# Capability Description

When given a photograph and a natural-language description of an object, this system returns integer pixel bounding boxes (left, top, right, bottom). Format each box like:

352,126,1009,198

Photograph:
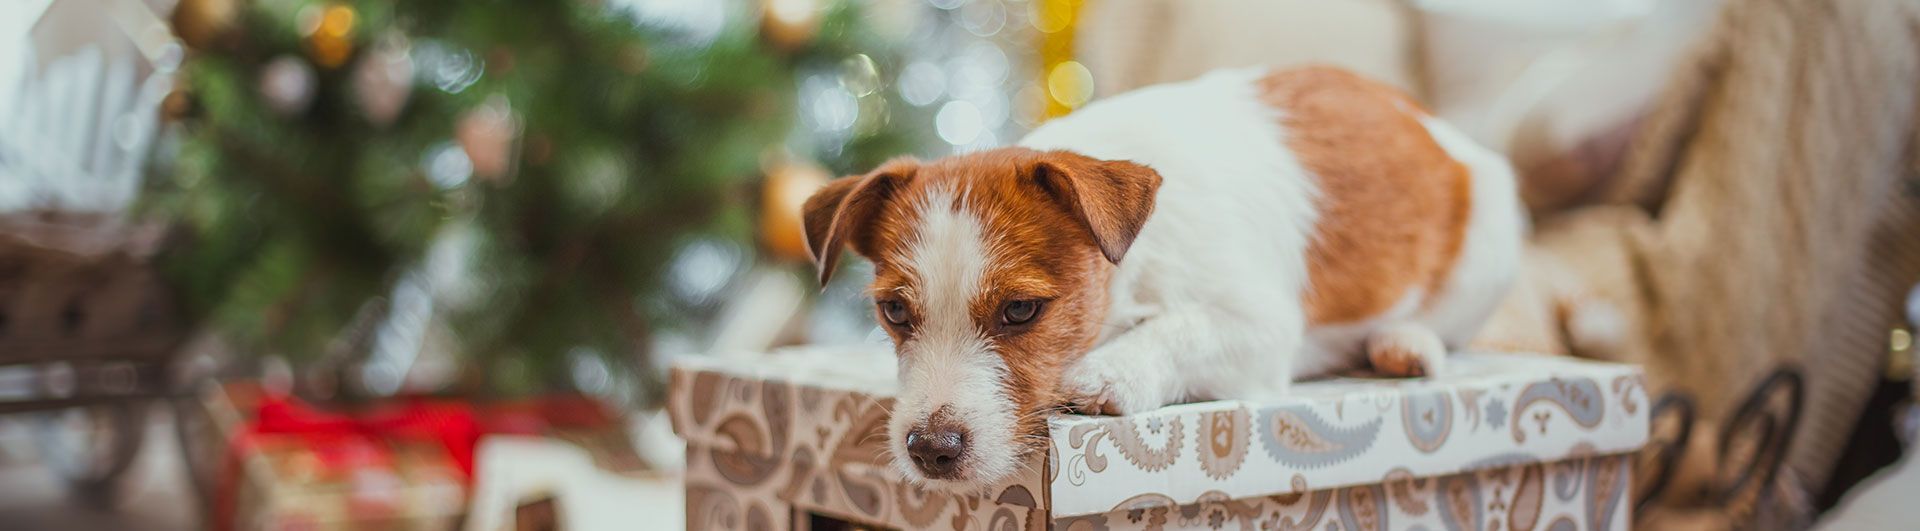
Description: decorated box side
1046,353,1648,517
1054,454,1632,531
669,353,1049,531
670,349,1648,528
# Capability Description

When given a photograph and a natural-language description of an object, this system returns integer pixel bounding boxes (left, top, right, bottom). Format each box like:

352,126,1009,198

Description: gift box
203,383,470,531
669,348,1650,530
193,382,646,531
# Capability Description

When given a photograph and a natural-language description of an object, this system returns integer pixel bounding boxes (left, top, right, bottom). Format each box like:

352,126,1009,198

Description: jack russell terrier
801,66,1525,489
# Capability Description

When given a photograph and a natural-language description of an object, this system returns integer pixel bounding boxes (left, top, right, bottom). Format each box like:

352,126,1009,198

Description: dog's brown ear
1031,151,1162,264
802,158,918,285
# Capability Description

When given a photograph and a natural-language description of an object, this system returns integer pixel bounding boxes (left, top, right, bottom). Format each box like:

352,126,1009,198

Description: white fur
1367,321,1450,375
1022,69,1318,409
1408,116,1526,348
885,187,1023,486
1018,68,1524,413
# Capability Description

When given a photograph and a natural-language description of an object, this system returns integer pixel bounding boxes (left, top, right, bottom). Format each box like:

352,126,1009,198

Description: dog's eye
879,300,911,326
1001,300,1042,326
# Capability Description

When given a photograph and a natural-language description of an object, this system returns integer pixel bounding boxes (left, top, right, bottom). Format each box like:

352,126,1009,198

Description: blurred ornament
161,78,196,122
299,2,358,69
171,0,238,49
422,141,473,190
760,0,821,51
759,158,831,262
414,41,484,94
161,90,195,122
839,55,881,97
353,32,414,127
259,55,317,116
456,95,522,183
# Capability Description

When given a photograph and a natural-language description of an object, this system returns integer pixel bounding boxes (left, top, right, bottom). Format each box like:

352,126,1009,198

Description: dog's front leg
1061,307,1297,415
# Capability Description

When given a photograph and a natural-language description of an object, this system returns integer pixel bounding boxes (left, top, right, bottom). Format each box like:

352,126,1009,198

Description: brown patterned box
670,348,1648,530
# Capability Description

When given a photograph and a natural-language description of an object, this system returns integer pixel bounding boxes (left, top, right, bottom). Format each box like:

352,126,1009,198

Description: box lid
669,347,1648,519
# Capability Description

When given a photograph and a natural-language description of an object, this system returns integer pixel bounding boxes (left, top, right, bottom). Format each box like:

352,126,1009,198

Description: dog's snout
907,426,966,477
906,408,969,479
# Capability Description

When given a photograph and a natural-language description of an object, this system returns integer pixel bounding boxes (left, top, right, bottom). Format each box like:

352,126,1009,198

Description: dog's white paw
1061,358,1169,416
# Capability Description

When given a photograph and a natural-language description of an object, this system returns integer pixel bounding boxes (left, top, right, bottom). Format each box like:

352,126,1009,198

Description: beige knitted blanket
1526,0,1920,526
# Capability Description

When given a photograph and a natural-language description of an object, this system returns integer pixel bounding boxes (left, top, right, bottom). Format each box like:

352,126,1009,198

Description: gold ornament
759,158,831,262
760,0,822,52
161,77,195,122
171,0,238,49
299,3,358,69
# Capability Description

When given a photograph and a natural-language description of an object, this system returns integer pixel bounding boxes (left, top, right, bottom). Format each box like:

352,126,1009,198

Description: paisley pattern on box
672,360,1046,531
1037,355,1645,519
670,351,1647,530
1511,377,1606,442
1066,456,1632,531
1402,388,1455,453
1197,408,1251,480
1255,407,1384,468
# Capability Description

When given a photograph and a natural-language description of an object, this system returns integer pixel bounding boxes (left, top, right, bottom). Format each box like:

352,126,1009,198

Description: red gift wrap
206,383,636,531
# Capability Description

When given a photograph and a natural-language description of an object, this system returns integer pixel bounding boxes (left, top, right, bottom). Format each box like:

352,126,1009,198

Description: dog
801,66,1525,489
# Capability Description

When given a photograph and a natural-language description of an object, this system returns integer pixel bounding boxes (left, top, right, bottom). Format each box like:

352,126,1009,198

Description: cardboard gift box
670,348,1650,530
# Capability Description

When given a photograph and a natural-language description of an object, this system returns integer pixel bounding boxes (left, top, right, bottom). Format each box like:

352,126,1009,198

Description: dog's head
801,147,1161,488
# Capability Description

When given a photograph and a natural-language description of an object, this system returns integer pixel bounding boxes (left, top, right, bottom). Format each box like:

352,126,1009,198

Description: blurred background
0,0,1916,529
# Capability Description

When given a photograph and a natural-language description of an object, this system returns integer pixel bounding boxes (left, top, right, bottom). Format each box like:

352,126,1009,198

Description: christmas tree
149,0,931,399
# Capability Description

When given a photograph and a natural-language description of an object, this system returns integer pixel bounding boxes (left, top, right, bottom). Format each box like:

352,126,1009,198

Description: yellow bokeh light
321,5,356,38
1046,61,1093,108
1031,0,1074,33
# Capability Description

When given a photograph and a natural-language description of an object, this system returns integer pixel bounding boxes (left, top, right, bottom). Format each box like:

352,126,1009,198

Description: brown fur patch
1258,67,1474,325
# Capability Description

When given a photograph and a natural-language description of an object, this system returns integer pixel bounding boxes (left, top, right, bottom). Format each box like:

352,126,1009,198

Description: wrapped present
196,382,644,531
206,383,474,531
670,348,1650,530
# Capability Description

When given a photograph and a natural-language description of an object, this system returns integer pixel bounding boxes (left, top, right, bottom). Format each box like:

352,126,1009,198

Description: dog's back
1021,66,1524,380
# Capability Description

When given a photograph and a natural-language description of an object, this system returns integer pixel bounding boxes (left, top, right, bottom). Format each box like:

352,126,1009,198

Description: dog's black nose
907,422,967,479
